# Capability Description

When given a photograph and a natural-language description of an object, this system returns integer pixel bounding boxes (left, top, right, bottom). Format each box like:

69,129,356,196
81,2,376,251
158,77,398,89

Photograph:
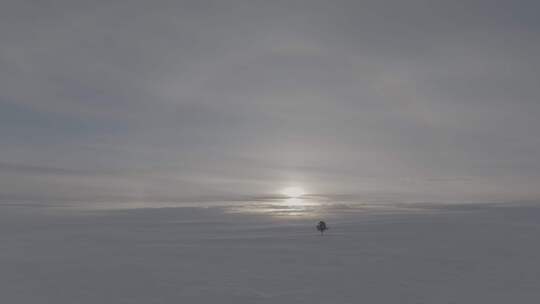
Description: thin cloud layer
1,0,539,204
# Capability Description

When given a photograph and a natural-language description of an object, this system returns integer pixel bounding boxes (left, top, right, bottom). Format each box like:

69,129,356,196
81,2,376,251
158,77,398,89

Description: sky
1,0,539,206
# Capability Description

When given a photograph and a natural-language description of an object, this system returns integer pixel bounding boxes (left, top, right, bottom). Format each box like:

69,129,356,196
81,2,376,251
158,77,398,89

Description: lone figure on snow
316,221,328,235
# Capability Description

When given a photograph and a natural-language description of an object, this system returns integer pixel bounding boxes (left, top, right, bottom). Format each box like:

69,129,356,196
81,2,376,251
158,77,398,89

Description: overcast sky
1,0,539,205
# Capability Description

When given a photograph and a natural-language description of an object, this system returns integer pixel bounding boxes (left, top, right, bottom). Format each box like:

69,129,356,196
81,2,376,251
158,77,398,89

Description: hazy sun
281,187,306,198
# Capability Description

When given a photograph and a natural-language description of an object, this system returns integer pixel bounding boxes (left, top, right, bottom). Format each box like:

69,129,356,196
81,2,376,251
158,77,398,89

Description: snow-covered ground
1,202,540,303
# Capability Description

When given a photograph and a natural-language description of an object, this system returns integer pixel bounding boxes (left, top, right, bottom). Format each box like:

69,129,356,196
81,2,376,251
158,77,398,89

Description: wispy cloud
1,0,539,204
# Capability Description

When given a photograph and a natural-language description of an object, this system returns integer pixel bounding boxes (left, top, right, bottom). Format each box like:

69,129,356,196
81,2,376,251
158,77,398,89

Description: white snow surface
1,202,540,303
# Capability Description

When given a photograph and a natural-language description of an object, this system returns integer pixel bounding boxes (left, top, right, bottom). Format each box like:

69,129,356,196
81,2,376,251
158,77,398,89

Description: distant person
316,221,328,235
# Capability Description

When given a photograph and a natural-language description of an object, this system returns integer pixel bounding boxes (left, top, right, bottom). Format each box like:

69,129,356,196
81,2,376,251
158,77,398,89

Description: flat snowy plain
1,202,539,303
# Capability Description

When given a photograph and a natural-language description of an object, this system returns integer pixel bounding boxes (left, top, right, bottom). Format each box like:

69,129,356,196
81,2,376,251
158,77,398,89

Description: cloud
1,0,539,204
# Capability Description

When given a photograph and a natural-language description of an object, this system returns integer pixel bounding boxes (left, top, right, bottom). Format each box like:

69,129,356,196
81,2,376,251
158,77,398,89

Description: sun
281,187,306,198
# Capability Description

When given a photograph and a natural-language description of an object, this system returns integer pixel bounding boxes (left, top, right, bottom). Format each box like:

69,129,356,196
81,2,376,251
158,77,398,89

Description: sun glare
281,187,306,198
